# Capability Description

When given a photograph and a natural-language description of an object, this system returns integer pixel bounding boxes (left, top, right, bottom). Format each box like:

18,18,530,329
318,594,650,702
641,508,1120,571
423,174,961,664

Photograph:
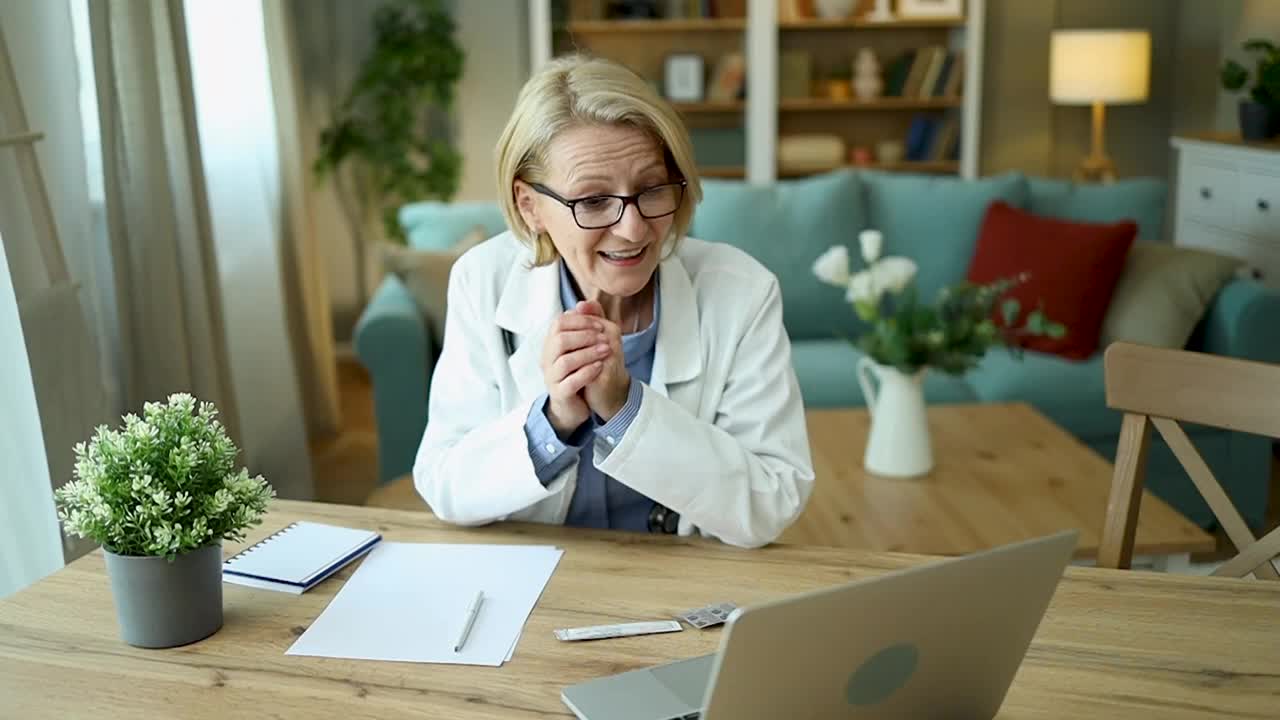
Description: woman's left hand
574,301,631,421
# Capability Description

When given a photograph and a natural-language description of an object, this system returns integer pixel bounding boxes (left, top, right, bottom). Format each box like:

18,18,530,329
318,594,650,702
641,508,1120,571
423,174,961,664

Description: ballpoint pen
453,590,485,653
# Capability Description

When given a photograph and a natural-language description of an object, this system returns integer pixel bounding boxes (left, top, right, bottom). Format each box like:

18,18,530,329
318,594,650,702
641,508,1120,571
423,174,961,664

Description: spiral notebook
222,521,382,594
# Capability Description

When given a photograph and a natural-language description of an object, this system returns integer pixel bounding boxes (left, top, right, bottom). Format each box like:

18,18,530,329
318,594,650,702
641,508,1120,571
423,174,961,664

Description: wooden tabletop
781,404,1214,557
368,403,1214,558
2,501,1275,719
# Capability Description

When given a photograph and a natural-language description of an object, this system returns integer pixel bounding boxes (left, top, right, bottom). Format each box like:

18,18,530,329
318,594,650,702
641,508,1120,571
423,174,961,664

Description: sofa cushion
862,171,1028,303
382,226,488,345
1028,177,1166,242
791,339,979,409
1102,241,1243,349
398,201,506,251
966,349,1121,439
968,201,1136,360
690,169,868,341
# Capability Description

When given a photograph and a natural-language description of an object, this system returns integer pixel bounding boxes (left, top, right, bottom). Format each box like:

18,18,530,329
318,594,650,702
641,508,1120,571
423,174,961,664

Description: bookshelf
532,0,984,182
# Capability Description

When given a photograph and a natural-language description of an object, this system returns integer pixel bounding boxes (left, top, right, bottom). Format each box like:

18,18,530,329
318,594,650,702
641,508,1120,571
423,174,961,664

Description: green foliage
855,278,1067,376
314,0,465,244
1220,38,1280,108
54,394,275,559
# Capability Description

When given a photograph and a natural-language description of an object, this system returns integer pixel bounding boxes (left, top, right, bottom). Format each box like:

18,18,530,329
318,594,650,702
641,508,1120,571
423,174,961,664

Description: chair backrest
1098,342,1280,580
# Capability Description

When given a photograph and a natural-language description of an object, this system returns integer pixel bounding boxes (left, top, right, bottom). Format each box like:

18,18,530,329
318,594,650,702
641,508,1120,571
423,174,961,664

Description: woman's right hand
541,307,611,437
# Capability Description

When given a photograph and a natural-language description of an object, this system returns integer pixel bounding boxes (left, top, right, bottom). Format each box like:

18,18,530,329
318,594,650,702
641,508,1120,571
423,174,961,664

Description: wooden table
1,501,1275,719
368,403,1214,559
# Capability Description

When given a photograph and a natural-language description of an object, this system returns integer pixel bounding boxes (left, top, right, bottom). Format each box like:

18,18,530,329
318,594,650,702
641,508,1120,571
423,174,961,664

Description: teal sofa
355,170,1280,531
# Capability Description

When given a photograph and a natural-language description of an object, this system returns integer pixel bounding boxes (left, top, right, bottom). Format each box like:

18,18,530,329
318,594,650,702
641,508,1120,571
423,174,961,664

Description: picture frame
896,0,963,18
663,53,705,103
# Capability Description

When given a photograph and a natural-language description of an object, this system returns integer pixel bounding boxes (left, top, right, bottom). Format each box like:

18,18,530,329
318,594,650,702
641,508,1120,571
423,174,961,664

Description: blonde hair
495,54,702,266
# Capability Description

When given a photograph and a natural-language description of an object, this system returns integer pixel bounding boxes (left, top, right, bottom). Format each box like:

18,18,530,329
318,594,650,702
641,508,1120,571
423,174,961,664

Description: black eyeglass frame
527,179,687,230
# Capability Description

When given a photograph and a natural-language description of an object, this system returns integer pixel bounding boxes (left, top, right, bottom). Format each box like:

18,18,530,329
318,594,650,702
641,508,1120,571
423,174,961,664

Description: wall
453,0,530,202
1215,0,1280,131
979,0,1269,181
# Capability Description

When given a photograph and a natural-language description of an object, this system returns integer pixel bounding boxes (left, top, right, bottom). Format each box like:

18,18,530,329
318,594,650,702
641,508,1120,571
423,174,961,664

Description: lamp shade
1050,30,1150,105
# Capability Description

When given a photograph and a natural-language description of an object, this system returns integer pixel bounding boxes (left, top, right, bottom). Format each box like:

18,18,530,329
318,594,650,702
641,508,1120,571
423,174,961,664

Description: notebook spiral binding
224,522,299,565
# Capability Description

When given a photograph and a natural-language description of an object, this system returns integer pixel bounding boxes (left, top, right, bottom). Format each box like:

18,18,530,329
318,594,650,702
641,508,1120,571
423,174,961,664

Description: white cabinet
1171,136,1280,289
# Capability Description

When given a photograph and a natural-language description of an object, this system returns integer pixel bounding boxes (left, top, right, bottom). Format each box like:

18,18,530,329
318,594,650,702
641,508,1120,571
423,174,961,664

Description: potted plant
55,394,274,648
1220,39,1280,140
813,232,1065,478
314,0,465,247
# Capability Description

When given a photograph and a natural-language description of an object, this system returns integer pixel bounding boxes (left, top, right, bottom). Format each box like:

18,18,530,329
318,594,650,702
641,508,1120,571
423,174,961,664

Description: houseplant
314,0,465,246
814,231,1064,478
1220,38,1280,140
55,394,274,648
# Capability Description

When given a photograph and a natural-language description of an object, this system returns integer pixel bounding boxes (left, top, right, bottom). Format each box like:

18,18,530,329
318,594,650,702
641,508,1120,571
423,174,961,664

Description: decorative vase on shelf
814,0,857,19
857,358,933,478
852,48,883,101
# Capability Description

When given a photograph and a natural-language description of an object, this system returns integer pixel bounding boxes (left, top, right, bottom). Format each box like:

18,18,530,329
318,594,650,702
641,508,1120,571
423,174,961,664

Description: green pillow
1028,177,1166,241
397,202,506,251
1101,241,1242,349
690,169,868,340
861,171,1029,302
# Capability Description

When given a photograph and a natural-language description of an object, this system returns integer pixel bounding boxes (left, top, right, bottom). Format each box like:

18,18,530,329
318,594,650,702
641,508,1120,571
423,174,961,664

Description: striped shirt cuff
593,380,643,458
525,394,588,486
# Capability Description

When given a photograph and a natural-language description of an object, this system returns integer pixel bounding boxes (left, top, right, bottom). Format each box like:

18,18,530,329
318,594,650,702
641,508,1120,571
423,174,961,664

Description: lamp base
1073,154,1116,184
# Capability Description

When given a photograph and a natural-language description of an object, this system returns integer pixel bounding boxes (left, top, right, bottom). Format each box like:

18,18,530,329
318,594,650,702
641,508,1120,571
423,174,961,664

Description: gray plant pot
1239,100,1280,141
103,542,223,648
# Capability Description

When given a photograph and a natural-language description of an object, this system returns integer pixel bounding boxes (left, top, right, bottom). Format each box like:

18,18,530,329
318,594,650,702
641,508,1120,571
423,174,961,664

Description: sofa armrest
353,276,435,485
1190,279,1280,364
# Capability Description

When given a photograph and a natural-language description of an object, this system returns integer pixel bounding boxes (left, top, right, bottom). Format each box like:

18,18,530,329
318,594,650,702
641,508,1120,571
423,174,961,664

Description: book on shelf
884,50,915,97
901,46,938,98
916,47,947,100
943,50,965,97
903,113,961,163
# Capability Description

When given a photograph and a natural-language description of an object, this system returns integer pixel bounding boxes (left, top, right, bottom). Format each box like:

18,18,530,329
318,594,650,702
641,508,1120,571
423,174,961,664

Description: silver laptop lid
701,530,1078,720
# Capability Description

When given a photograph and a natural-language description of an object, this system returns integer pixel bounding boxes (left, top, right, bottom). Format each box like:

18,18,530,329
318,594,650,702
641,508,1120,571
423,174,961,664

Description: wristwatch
647,503,680,534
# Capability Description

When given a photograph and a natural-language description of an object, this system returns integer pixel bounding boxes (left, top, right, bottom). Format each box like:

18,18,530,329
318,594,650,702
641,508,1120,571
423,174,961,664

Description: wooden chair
1099,342,1280,580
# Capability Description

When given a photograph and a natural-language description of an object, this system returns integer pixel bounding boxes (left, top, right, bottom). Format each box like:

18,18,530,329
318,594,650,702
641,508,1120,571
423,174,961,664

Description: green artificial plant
314,0,465,244
1220,38,1280,109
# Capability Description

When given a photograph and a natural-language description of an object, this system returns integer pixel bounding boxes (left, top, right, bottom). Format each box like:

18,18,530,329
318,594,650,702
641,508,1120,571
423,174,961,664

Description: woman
413,55,813,548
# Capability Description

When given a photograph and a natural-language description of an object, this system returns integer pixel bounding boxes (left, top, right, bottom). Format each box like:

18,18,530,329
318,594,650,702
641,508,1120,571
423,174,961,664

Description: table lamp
1050,30,1150,183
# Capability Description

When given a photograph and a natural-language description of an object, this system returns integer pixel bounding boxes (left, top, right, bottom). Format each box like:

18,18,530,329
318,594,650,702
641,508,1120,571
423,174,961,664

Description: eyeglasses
528,180,687,230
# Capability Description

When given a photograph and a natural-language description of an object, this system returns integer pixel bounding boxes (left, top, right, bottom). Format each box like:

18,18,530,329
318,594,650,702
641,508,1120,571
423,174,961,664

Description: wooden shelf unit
778,161,959,178
536,0,985,181
566,18,746,33
779,16,966,30
673,101,746,113
779,97,961,112
699,165,748,178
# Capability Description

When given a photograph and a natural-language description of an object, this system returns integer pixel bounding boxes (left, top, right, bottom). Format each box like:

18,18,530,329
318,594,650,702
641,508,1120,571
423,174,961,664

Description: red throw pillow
967,201,1137,360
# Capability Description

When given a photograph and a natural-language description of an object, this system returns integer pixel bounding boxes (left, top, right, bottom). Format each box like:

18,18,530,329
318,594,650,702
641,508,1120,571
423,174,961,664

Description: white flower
874,256,918,294
812,245,851,287
846,270,876,304
859,229,884,264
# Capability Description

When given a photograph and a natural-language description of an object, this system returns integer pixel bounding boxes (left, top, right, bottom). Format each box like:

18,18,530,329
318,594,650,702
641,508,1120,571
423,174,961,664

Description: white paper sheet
286,542,563,666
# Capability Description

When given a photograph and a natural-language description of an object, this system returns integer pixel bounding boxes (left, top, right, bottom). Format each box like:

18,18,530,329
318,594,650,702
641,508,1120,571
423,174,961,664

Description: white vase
857,358,934,478
814,0,857,19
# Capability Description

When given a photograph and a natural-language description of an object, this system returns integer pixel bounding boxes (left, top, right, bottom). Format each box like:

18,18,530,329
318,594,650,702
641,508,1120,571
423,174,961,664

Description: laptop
561,530,1078,720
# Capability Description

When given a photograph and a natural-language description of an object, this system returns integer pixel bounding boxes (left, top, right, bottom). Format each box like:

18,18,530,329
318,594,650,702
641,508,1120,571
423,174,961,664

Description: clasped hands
540,301,632,438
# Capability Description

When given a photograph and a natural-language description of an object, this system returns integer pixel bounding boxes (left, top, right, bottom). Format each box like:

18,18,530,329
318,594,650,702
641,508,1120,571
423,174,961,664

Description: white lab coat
413,232,814,548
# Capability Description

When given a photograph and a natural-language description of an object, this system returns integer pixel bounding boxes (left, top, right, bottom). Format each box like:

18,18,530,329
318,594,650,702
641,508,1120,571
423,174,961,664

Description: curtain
262,0,342,440
0,234,64,599
87,0,242,441
0,1,111,579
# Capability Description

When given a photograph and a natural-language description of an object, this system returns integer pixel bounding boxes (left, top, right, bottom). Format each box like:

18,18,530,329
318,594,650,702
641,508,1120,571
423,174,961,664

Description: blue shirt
522,261,658,531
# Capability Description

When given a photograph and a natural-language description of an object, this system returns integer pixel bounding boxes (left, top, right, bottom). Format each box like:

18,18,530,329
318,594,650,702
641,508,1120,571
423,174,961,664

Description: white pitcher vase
856,358,933,478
